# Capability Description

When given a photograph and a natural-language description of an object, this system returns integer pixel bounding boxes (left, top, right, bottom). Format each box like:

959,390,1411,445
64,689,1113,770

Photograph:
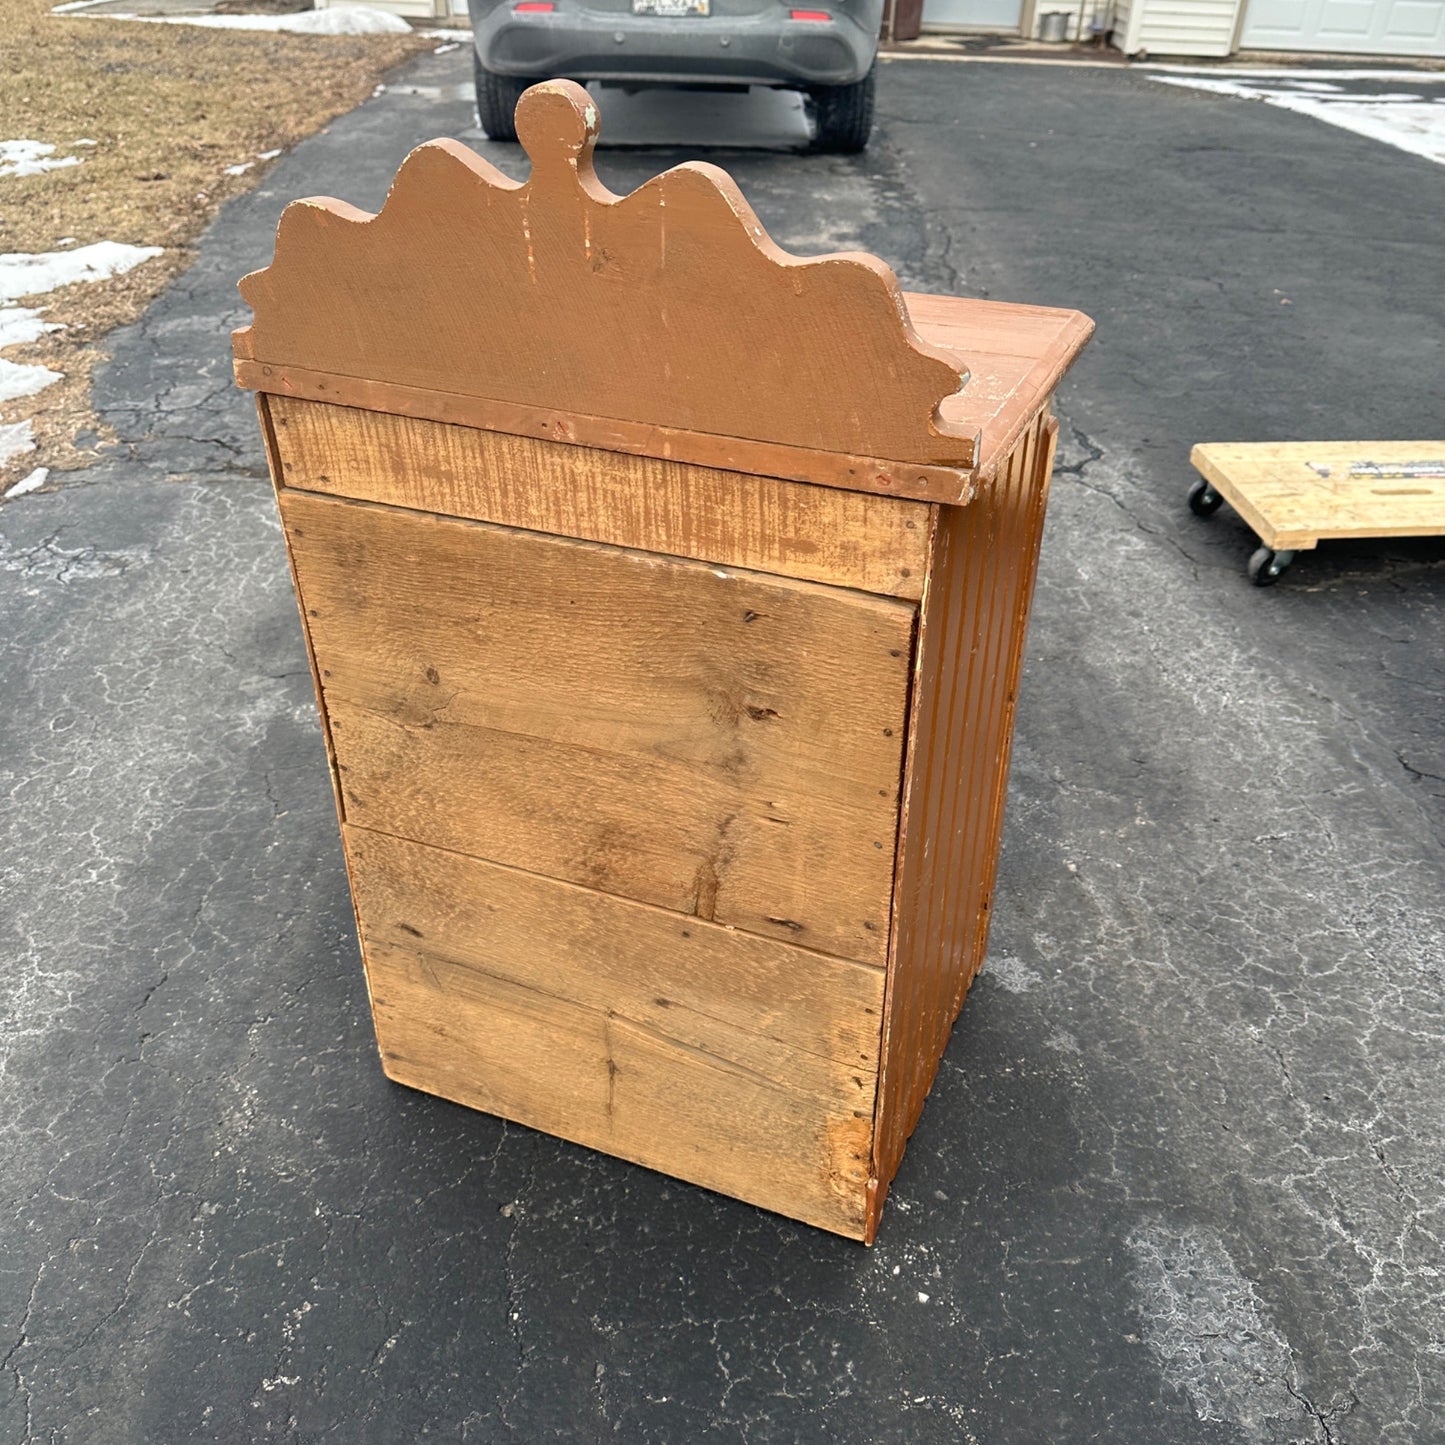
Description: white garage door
923,0,1024,28
1241,0,1445,55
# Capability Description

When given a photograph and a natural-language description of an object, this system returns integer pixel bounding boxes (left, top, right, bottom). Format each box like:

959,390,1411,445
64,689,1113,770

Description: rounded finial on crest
515,80,601,174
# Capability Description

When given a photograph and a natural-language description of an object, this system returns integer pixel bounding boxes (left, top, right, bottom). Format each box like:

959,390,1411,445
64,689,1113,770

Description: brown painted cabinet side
870,408,1060,1233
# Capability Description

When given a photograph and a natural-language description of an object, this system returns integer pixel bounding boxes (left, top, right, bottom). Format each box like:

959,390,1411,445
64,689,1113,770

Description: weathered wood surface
269,396,933,599
236,80,977,466
870,411,1058,1231
369,943,877,1235
347,827,886,1072
244,361,976,505
280,487,914,966
1190,440,1445,549
367,946,876,1238
346,827,881,1237
240,78,1092,1239
907,294,1092,479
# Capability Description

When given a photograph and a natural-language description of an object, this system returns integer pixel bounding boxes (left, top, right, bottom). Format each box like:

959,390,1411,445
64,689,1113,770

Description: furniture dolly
1189,441,1445,585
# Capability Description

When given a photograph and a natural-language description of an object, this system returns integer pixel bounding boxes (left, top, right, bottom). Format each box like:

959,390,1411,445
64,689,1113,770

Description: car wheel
809,63,876,154
474,53,529,142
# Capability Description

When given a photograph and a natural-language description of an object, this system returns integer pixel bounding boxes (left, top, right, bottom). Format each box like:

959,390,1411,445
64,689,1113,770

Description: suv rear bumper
473,5,877,88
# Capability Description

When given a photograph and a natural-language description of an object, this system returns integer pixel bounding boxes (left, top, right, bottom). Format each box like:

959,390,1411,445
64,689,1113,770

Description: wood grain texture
269,396,932,599
280,488,914,965
239,361,975,506
236,80,976,466
870,410,1059,1230
1190,440,1445,549
367,940,876,1238
906,293,1092,479
347,828,880,1237
238,85,1095,1237
345,826,886,1069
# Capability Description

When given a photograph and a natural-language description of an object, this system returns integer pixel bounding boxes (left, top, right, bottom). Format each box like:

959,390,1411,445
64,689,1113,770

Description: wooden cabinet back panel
347,827,881,1237
280,488,914,966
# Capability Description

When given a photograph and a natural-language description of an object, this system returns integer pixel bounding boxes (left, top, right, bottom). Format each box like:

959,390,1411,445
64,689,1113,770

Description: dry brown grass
1,0,430,486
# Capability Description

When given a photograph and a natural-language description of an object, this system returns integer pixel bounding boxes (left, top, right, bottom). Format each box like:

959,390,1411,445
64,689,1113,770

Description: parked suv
468,0,882,153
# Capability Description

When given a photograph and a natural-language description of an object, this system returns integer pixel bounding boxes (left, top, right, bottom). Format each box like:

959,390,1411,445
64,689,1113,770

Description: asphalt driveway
2,53,1442,1445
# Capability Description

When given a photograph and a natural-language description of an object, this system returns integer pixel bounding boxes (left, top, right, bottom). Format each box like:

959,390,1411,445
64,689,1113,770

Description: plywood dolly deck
1188,441,1445,586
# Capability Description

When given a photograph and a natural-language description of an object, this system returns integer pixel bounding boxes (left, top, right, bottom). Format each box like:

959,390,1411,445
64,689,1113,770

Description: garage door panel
1319,0,1374,36
1242,0,1445,51
1388,0,1445,36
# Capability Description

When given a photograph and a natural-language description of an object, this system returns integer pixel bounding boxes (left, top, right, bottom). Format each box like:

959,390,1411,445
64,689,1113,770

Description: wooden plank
281,488,914,965
240,291,1099,503
348,825,883,1241
235,81,978,466
905,293,1093,359
1191,441,1445,549
346,827,884,1075
237,360,975,506
269,396,933,600
366,941,875,1238
869,410,1057,1235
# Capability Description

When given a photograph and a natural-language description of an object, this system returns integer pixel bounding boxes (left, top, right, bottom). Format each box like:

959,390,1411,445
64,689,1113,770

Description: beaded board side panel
870,409,1059,1232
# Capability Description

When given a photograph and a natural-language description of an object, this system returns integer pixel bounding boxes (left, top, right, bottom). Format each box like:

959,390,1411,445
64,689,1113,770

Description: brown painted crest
234,80,976,466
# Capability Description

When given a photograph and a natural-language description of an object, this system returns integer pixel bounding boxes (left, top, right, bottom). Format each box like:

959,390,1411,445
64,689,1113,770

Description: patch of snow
0,141,84,180
258,149,282,160
223,161,255,177
50,0,111,11
284,6,413,32
434,40,460,52
0,246,162,450
1150,74,1445,166
72,139,98,147
5,466,49,498
0,241,163,305
0,419,36,468
83,6,412,33
1,307,61,349
0,358,63,403
1145,63,1445,82
55,237,77,247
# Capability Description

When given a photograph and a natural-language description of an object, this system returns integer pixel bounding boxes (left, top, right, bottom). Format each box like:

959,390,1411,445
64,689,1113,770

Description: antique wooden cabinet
235,81,1092,1242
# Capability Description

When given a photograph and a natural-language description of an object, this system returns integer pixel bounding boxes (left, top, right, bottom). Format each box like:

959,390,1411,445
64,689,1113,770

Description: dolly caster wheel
1187,479,1223,516
1247,546,1296,587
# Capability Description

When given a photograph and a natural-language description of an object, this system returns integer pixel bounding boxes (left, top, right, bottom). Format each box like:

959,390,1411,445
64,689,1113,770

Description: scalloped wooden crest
235,80,975,466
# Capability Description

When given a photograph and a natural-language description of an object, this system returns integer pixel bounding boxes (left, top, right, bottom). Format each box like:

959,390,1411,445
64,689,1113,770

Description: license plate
632,0,710,14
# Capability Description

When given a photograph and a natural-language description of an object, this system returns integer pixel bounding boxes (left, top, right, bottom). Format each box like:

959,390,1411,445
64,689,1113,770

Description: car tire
474,53,529,142
809,64,876,154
